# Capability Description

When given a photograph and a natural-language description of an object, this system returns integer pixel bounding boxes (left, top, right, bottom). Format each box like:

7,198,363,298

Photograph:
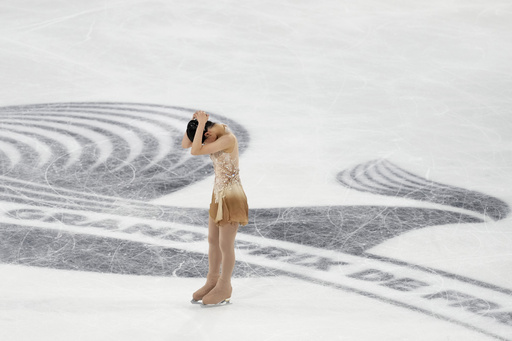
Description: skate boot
191,274,220,304
201,278,232,307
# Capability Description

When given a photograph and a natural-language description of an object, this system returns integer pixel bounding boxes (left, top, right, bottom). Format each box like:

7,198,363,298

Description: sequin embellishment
210,149,241,203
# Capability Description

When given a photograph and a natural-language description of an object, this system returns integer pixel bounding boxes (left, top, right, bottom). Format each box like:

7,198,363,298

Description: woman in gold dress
182,111,249,306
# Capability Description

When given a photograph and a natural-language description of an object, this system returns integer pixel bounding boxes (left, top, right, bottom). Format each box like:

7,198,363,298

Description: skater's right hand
194,111,209,124
192,111,204,120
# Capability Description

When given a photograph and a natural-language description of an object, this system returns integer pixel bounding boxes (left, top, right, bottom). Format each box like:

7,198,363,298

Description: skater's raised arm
191,133,234,155
182,131,192,149
190,111,234,155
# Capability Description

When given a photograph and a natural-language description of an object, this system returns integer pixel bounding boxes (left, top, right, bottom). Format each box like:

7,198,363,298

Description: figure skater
181,111,249,306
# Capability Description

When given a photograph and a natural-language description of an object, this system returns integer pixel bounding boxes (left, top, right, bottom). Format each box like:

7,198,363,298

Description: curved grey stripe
0,131,51,167
35,102,250,153
358,160,413,193
340,162,392,193
338,160,510,221
34,108,184,171
0,140,21,168
9,109,180,168
3,111,187,172
7,114,142,171
379,160,510,221
1,123,82,168
0,176,165,213
377,160,455,194
0,118,114,169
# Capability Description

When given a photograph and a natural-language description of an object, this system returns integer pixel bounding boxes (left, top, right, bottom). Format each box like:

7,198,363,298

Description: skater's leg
218,221,238,281
202,221,238,305
207,217,222,275
192,218,221,302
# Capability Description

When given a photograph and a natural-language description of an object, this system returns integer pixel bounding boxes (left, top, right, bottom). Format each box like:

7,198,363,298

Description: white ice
0,0,511,340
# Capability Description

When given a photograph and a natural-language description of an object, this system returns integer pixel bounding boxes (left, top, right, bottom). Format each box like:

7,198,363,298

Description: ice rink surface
0,0,511,340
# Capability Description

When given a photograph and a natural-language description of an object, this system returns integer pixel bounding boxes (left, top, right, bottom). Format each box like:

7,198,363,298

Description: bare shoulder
222,133,237,153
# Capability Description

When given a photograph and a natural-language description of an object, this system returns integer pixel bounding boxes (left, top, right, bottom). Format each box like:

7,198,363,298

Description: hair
187,119,215,143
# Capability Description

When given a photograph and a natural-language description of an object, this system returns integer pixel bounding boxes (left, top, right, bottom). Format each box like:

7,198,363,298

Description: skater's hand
193,111,209,124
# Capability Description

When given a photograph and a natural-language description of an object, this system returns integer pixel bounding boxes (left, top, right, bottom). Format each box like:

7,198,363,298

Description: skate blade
190,299,202,305
200,298,231,308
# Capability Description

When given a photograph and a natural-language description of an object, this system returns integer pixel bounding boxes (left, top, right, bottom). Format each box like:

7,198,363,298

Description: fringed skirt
209,184,249,226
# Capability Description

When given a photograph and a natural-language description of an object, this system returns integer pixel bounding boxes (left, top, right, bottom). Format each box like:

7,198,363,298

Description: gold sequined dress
209,128,249,226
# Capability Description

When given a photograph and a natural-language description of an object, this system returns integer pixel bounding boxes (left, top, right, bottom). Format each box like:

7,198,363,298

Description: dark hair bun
186,119,200,142
187,119,214,143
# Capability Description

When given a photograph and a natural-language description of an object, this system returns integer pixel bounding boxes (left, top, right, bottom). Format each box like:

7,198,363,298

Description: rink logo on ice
336,159,509,221
0,103,510,340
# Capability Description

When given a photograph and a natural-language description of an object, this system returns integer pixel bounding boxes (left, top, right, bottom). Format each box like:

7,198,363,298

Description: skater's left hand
194,111,209,124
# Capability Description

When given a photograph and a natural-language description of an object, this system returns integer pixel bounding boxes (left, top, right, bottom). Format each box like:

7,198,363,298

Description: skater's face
203,124,221,144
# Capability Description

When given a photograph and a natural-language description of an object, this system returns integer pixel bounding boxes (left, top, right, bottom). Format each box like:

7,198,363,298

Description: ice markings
243,206,482,255
0,102,250,200
1,102,511,339
22,114,143,171
0,129,52,168
337,159,510,221
0,115,114,170
0,140,21,170
1,121,82,168
44,107,178,170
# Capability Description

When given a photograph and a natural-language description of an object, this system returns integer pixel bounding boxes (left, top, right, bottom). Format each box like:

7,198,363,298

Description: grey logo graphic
337,159,509,221
0,103,510,340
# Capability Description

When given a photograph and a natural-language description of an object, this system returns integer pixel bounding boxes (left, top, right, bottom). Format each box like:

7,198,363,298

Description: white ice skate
200,298,231,307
